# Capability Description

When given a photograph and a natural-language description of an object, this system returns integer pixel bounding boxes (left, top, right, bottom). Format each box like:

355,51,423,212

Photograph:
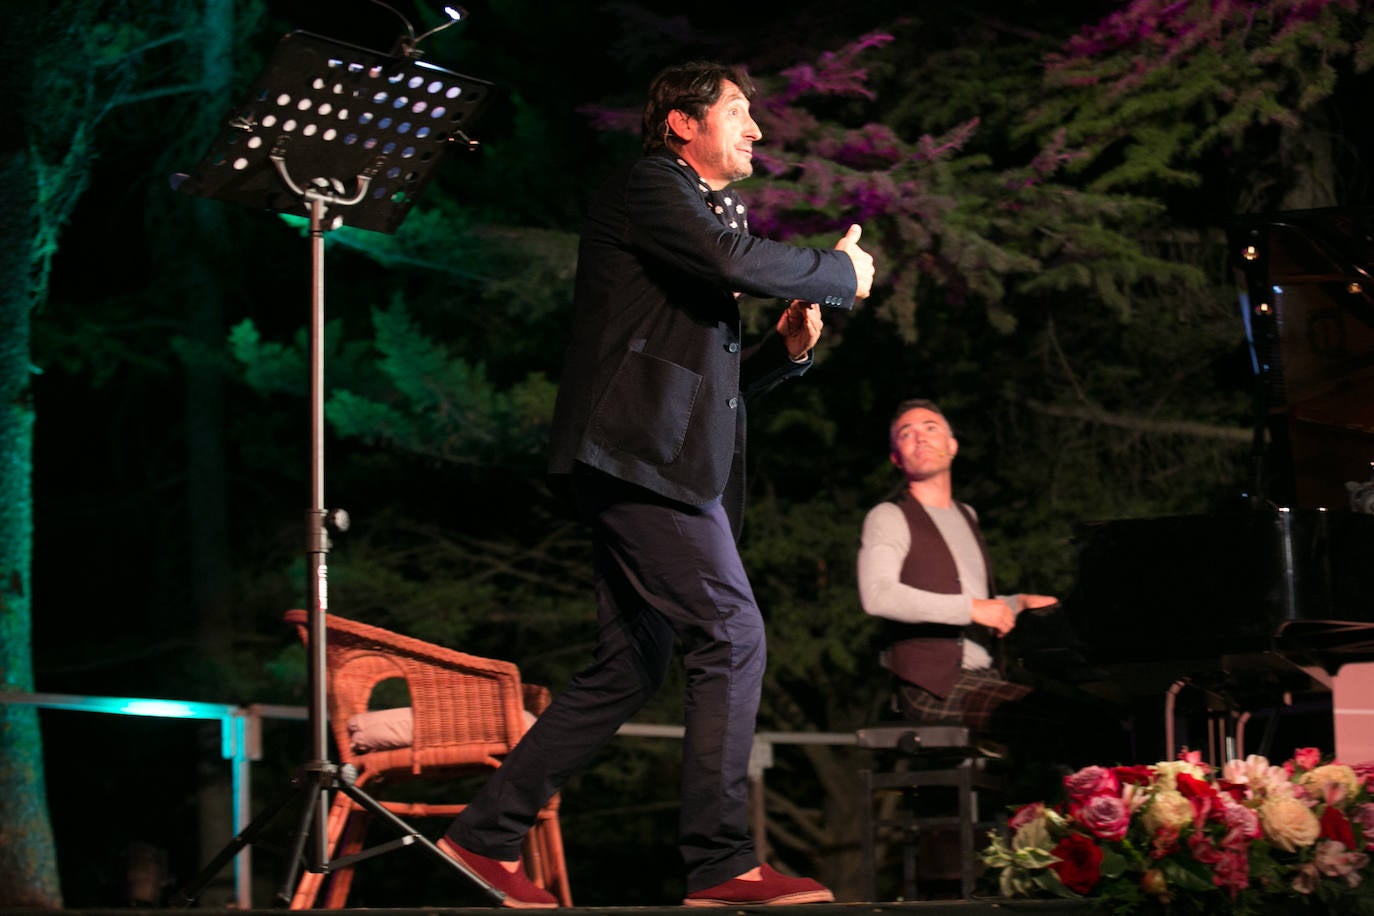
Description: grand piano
1052,207,1374,764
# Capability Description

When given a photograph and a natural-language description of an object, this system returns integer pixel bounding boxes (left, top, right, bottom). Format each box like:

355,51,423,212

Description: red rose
1114,764,1155,786
1177,771,1223,823
1216,779,1246,802
1051,832,1104,894
1320,806,1357,849
1176,772,1218,800
1150,824,1181,859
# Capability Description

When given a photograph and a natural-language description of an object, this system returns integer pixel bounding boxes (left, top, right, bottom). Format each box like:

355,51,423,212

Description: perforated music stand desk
176,29,490,231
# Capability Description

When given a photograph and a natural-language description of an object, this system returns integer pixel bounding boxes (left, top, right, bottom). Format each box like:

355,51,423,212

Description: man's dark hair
888,398,953,443
641,61,757,155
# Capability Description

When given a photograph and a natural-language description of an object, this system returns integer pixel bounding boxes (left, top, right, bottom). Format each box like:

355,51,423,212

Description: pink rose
1074,794,1130,841
1294,747,1323,771
1009,801,1045,833
1221,798,1262,842
1064,765,1120,803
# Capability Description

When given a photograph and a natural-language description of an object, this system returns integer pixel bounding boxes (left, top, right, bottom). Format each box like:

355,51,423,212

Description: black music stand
172,29,503,907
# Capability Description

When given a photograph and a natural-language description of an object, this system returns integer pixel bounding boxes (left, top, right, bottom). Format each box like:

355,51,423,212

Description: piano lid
1231,207,1374,509
1065,508,1374,674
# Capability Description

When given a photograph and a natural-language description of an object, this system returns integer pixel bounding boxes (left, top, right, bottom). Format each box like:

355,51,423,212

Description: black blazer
548,151,859,508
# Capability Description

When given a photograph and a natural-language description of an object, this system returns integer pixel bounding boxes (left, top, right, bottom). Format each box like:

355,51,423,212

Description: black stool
857,724,1005,901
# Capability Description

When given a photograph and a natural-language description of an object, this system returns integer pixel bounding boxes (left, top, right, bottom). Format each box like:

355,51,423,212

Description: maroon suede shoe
683,864,834,906
437,835,558,908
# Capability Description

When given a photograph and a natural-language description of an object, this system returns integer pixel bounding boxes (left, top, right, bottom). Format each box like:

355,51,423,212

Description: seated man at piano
857,398,1125,788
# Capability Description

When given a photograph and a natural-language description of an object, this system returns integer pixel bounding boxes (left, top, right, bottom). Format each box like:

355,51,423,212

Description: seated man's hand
972,598,1015,636
1020,593,1059,611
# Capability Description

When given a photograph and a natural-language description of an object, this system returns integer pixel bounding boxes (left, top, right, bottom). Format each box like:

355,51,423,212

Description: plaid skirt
895,667,1131,772
895,668,1033,733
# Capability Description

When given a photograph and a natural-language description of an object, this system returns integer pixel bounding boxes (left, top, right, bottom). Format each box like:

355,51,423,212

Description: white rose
1301,764,1362,807
1261,795,1321,851
1142,790,1193,834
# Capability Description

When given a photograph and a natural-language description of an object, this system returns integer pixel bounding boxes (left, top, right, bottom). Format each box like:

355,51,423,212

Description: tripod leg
273,771,332,907
320,803,371,908
334,778,505,904
175,778,303,907
289,789,357,908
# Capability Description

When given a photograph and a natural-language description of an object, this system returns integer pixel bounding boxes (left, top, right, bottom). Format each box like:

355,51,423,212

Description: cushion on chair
349,707,415,753
348,706,538,754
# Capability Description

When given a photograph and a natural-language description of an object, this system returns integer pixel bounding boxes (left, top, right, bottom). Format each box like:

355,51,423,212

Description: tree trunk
0,147,64,911
0,1,63,903
1278,105,1339,212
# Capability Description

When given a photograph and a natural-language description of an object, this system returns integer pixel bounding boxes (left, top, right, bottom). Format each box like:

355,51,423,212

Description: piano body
1058,207,1374,764
1064,507,1374,762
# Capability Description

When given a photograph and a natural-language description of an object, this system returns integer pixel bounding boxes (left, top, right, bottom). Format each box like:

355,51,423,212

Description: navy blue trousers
446,469,764,893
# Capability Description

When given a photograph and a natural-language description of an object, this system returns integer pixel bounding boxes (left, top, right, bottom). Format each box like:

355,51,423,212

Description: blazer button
727,397,738,409
726,341,740,353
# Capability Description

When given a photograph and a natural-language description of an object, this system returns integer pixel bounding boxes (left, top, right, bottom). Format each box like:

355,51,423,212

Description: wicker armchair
282,609,571,908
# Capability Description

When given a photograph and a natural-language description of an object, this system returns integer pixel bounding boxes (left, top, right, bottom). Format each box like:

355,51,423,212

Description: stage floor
59,903,1093,916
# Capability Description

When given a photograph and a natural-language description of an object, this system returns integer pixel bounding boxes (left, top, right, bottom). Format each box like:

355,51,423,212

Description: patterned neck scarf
678,157,749,234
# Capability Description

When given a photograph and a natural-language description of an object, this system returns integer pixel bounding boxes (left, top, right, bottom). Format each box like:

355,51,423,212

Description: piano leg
1164,678,1249,765
1333,662,1374,762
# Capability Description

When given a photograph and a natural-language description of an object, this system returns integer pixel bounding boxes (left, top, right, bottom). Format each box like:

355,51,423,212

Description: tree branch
115,82,209,107
1024,398,1255,442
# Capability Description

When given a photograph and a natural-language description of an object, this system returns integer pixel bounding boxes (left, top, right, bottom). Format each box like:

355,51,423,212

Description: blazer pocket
591,349,701,465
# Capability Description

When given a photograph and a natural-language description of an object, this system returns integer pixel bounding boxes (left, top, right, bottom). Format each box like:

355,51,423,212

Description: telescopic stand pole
302,166,347,881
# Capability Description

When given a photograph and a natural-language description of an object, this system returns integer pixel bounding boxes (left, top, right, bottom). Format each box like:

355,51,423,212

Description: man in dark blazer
438,61,873,907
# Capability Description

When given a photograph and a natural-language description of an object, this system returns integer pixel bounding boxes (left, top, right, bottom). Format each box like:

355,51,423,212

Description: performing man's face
889,407,958,481
669,80,762,190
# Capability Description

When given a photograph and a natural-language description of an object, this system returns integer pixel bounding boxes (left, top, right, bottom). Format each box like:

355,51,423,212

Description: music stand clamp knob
325,508,350,534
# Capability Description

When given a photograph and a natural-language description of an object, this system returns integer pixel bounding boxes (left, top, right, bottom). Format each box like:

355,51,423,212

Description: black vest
885,492,998,698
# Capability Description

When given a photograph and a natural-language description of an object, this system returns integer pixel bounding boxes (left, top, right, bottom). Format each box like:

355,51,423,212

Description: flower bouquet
982,748,1374,914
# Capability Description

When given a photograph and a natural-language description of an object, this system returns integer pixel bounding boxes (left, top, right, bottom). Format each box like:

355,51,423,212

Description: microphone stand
170,29,500,907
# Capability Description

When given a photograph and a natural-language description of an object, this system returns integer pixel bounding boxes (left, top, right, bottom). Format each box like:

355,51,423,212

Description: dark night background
13,0,1374,907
